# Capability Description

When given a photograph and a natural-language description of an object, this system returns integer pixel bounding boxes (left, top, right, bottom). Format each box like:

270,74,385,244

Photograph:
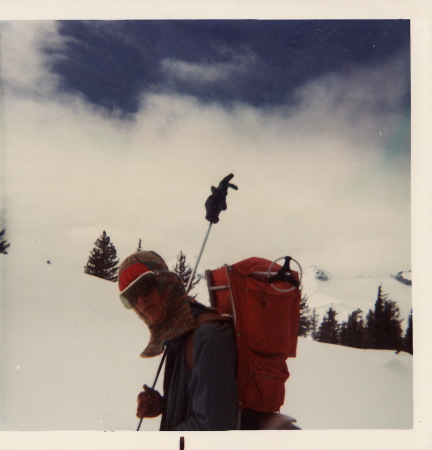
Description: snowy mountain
301,265,412,325
392,270,412,286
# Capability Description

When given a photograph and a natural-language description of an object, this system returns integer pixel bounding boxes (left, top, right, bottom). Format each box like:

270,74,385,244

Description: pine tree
84,230,119,282
309,308,320,340
382,298,404,351
317,307,339,344
0,225,11,254
404,309,413,355
173,251,200,295
339,321,348,346
365,308,376,348
366,286,404,351
339,309,366,349
298,290,311,337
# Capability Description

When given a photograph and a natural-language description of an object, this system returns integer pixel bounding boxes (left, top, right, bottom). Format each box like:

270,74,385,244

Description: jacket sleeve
174,321,238,431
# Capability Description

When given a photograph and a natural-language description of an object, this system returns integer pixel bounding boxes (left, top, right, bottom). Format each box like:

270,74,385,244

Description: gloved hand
205,173,238,223
136,385,165,418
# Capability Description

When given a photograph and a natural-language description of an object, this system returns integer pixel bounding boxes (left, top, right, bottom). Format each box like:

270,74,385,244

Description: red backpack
205,256,301,414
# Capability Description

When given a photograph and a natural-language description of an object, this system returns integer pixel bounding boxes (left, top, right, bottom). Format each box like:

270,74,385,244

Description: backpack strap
184,313,231,372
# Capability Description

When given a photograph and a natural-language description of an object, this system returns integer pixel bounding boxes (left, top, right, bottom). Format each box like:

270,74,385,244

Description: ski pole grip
205,173,238,223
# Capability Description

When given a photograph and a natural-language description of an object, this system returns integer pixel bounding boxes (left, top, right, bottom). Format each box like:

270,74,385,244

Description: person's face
133,277,165,324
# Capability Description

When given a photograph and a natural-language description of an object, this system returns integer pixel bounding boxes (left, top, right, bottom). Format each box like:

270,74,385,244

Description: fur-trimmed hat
118,250,196,357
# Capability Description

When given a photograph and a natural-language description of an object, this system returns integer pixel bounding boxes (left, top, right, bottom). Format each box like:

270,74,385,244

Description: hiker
118,250,238,431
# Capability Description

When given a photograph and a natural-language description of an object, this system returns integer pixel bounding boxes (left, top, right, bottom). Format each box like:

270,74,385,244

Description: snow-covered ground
301,265,412,324
0,249,425,450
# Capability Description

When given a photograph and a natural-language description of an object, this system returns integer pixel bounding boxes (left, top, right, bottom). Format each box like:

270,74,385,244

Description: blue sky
47,20,410,116
1,19,411,277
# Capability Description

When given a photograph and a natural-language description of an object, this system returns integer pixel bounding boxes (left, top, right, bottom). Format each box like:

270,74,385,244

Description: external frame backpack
204,256,301,415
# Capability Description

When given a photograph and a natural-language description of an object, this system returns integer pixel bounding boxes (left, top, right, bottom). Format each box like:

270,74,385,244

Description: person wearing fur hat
118,250,238,431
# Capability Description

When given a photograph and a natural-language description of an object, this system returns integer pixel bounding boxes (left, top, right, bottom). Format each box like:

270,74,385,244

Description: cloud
0,21,63,97
160,45,258,85
160,58,236,83
2,21,410,278
289,49,410,147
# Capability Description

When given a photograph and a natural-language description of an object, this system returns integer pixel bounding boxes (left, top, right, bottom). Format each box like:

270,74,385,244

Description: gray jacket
160,303,237,431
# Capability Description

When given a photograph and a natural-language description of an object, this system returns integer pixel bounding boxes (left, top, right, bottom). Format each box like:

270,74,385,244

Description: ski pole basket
205,256,302,413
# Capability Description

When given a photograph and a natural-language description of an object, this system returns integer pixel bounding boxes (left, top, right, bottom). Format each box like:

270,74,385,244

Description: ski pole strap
267,256,300,287
136,349,168,431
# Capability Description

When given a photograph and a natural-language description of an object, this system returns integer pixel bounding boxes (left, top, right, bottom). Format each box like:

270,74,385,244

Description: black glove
205,173,238,223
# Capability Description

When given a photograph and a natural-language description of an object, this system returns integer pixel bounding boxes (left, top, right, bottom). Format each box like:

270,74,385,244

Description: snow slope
0,252,412,432
301,265,412,324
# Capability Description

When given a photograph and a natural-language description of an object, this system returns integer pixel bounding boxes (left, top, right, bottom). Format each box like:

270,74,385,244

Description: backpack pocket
239,361,289,412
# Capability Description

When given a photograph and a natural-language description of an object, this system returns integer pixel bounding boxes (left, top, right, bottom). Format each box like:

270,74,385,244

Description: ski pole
185,222,213,293
136,173,237,431
136,223,212,430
